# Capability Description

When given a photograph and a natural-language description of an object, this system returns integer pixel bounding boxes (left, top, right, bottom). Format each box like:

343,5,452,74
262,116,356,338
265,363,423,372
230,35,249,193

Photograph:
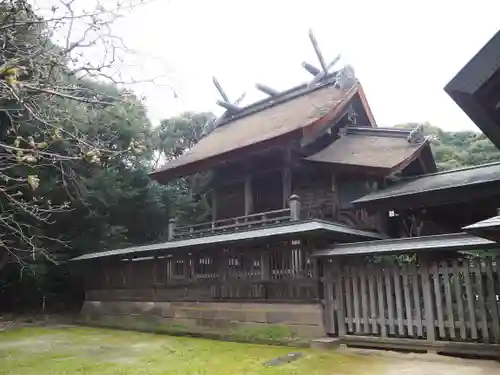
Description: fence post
289,194,301,221
167,218,176,241
420,257,436,344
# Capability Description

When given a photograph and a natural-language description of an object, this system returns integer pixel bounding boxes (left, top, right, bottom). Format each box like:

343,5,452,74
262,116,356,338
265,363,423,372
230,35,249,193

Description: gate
322,256,500,345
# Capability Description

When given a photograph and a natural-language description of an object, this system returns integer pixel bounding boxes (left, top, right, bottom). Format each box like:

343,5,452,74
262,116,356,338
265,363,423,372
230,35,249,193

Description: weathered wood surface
86,240,317,303
323,257,500,344
174,208,292,240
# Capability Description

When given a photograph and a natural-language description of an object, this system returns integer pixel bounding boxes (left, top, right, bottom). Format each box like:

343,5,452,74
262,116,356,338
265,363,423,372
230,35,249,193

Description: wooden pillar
282,146,292,208
167,218,176,241
244,175,253,216
261,249,271,299
211,189,217,221
260,251,270,280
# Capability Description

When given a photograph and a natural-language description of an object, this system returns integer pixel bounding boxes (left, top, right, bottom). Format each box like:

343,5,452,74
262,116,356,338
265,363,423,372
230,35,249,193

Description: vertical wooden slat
368,267,378,334
421,262,435,342
345,267,354,333
352,266,362,333
432,262,446,339
335,264,346,336
452,259,466,340
411,264,423,337
323,264,335,335
402,264,413,336
484,257,500,343
393,265,404,335
441,261,455,339
282,146,292,208
384,266,395,335
244,174,253,216
377,271,387,337
360,266,370,334
496,256,500,338
474,259,489,342
463,260,477,340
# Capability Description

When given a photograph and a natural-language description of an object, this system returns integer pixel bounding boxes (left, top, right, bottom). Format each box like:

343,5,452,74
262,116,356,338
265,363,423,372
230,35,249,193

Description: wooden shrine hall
74,30,500,355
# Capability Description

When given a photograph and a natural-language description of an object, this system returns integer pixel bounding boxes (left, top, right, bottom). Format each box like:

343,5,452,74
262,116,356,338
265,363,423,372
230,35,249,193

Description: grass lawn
0,326,381,375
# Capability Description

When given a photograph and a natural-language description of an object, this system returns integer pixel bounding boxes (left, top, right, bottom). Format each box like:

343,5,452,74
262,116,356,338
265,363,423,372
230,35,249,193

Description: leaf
27,175,40,190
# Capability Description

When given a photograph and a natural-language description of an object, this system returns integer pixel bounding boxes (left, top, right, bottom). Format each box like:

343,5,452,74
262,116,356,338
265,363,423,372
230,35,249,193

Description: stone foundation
80,301,324,339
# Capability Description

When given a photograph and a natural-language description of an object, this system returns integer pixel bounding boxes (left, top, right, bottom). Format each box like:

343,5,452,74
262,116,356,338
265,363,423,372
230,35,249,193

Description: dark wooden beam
255,83,280,96
211,189,217,221
308,29,327,72
244,175,253,215
302,61,320,76
213,76,230,102
216,100,241,112
282,146,292,208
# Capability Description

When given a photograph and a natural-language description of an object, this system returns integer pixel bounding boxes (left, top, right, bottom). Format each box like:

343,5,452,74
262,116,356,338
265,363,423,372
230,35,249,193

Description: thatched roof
305,126,433,174
150,79,373,182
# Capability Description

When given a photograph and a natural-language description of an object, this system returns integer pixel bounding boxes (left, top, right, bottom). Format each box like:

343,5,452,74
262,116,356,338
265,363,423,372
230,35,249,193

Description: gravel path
337,348,500,375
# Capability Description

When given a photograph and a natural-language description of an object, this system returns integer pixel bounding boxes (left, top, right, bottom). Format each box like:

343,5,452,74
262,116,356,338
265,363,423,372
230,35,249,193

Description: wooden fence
323,257,500,344
85,239,318,303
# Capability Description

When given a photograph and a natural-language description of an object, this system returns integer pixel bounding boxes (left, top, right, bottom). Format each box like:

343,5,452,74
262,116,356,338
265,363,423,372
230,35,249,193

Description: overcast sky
47,0,500,131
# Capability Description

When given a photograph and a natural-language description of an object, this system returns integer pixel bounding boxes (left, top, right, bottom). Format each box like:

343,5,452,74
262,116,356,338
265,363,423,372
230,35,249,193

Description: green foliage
230,325,295,343
0,0,210,310
395,122,500,170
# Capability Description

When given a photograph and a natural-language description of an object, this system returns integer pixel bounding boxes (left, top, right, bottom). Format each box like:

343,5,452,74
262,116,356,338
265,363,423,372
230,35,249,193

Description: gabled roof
352,161,500,209
305,126,435,175
445,30,500,148
70,219,384,261
150,78,375,183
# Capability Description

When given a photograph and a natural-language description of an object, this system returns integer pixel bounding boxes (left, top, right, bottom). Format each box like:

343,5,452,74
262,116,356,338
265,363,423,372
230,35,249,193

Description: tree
152,111,215,168
152,112,215,224
395,123,500,170
0,0,154,272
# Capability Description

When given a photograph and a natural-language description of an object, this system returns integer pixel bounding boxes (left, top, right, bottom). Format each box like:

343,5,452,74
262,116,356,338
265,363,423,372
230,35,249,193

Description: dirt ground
337,347,500,375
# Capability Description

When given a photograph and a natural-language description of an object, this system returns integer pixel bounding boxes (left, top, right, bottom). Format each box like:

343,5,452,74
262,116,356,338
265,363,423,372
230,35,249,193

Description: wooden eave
312,232,498,257
70,219,384,262
352,162,500,211
445,30,500,148
462,215,500,242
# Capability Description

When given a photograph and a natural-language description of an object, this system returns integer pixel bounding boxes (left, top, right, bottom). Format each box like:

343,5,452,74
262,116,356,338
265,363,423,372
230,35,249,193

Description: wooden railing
86,238,318,303
168,194,302,241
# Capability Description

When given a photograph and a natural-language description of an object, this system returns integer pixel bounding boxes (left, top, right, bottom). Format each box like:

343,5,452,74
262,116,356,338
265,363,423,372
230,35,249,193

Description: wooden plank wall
323,257,500,344
86,240,317,303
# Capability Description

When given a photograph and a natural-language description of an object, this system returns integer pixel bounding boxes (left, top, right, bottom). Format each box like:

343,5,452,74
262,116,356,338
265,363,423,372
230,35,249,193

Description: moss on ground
0,326,381,375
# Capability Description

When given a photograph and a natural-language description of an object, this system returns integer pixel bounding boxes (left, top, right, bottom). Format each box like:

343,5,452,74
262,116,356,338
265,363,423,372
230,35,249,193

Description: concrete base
310,337,342,350
80,301,324,340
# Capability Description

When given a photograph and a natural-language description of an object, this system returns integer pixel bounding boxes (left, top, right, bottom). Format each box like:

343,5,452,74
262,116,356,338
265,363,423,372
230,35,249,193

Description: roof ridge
399,160,500,181
216,74,341,127
346,126,411,137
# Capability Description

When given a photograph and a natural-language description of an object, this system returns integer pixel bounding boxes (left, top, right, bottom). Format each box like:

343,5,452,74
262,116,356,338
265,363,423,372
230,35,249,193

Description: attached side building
74,74,437,339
